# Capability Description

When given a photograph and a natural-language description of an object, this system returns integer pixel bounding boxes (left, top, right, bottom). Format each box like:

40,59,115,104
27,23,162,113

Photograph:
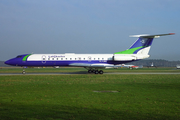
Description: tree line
130,59,180,67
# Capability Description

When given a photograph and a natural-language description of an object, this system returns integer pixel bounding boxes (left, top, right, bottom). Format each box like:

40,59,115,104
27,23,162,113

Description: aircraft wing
69,63,130,69
69,63,113,68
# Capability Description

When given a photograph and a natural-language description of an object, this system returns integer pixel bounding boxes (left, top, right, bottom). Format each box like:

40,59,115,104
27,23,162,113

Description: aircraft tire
95,70,99,74
88,70,92,73
99,70,103,74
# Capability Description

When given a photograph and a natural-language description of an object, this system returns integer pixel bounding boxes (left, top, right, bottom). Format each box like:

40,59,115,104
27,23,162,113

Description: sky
0,0,180,61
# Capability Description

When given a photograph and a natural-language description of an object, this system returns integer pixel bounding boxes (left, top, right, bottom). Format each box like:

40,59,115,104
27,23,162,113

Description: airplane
5,33,174,74
120,64,143,69
147,62,157,68
124,65,142,69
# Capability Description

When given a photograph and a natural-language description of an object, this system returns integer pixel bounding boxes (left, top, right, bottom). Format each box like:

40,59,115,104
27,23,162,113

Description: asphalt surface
0,72,180,75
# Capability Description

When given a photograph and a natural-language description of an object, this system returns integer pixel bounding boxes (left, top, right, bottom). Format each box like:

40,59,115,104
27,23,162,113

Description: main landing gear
88,69,104,74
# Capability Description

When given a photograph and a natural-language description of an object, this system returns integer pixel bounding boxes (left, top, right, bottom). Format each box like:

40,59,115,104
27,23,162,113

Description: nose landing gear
22,67,26,74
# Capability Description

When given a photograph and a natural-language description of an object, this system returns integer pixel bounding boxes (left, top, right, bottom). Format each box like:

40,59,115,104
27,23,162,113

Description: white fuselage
27,53,114,62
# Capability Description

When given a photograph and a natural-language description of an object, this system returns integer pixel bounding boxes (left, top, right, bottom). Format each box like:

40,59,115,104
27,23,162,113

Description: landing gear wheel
95,70,99,74
22,71,26,74
88,70,92,73
99,70,103,74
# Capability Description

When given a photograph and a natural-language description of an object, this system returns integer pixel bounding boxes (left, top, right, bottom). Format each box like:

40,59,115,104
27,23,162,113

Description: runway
1,72,180,75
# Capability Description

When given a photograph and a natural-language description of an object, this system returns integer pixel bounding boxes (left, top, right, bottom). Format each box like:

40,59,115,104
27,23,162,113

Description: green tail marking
22,54,31,61
114,46,147,54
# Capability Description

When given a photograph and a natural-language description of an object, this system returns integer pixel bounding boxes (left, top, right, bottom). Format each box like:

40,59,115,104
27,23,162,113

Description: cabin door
88,56,91,62
42,55,46,64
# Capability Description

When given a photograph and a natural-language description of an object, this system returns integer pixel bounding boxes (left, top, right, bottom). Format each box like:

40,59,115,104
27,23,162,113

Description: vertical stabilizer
114,33,175,56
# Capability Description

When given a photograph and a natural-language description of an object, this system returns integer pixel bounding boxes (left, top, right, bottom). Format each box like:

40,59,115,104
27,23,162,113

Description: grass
0,74,180,119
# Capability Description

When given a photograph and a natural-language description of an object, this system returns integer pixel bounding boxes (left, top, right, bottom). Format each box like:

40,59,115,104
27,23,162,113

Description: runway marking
105,72,180,75
93,91,119,93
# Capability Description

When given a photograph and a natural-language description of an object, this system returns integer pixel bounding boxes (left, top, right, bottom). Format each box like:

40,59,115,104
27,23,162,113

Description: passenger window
61,58,63,60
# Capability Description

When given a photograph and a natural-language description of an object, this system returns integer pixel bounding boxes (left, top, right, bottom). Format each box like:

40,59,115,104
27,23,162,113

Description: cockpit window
16,55,22,58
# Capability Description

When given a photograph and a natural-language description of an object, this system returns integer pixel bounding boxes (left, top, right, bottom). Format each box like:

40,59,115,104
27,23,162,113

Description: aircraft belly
15,59,137,67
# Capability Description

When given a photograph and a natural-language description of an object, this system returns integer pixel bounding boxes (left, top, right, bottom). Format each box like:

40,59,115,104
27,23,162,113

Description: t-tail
114,33,175,61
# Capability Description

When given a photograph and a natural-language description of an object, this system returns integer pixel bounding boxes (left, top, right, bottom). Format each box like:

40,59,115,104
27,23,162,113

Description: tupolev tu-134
5,33,175,74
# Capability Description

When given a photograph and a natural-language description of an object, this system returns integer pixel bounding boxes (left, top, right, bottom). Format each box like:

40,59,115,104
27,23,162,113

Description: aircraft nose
4,60,11,65
4,59,16,66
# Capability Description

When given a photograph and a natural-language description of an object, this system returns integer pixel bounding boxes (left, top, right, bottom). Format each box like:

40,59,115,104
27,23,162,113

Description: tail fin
114,33,175,56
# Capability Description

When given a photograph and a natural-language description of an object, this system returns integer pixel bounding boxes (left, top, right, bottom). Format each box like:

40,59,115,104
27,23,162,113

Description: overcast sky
0,0,179,61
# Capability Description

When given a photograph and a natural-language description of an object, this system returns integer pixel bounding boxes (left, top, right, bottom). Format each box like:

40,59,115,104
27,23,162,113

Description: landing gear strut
22,68,26,74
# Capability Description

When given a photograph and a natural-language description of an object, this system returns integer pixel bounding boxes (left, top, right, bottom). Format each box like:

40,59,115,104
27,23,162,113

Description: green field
0,68,180,119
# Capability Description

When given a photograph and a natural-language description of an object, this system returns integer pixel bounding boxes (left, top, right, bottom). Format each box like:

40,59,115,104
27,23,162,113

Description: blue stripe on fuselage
5,59,136,67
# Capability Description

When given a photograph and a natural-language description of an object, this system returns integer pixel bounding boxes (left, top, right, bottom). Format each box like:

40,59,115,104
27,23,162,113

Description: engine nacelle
113,54,136,61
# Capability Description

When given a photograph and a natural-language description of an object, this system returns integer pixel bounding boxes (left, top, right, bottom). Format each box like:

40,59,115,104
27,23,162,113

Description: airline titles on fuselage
46,54,108,62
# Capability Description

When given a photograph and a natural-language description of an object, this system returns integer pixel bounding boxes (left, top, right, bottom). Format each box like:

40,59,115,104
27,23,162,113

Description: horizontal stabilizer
130,33,175,38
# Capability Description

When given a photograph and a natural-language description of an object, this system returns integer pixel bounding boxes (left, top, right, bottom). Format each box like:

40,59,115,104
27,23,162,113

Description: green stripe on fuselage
114,46,146,54
22,54,31,61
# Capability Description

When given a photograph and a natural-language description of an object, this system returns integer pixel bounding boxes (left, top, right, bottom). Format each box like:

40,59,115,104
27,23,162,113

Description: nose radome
4,59,15,65
4,60,10,65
